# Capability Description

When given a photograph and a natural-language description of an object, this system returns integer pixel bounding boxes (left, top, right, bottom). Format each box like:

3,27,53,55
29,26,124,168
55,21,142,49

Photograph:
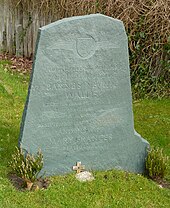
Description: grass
0,61,170,208
133,99,170,156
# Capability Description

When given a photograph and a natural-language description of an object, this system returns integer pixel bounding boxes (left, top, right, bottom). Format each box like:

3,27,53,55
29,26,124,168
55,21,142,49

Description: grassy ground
0,62,170,208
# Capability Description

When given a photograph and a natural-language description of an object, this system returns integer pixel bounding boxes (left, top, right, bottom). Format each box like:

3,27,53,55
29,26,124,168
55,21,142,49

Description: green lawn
0,62,170,208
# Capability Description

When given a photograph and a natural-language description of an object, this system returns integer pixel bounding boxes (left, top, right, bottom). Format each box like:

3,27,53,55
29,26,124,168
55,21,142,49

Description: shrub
145,147,169,180
9,147,43,182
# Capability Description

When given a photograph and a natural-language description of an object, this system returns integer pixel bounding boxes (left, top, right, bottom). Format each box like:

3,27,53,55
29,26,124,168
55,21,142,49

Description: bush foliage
145,147,169,180
9,147,43,182
9,0,170,98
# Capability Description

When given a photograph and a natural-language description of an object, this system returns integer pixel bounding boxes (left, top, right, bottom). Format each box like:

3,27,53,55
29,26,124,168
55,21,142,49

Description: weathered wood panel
0,0,55,57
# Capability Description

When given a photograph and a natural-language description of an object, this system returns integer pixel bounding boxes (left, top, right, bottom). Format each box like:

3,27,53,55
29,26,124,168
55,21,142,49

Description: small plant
145,147,169,180
9,147,43,182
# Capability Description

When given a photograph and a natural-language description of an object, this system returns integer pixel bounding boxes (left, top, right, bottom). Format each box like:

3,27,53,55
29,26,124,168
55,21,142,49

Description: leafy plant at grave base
9,147,43,183
145,147,169,180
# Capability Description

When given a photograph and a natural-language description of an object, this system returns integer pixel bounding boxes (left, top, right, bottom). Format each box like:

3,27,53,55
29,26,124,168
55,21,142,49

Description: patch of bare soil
153,177,170,189
8,174,50,191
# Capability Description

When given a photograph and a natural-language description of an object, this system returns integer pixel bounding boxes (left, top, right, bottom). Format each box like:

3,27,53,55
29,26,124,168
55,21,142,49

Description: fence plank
0,0,57,57
0,0,4,51
16,24,23,57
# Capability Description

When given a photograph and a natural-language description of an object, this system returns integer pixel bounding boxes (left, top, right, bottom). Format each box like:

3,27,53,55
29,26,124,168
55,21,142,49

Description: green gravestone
19,14,149,175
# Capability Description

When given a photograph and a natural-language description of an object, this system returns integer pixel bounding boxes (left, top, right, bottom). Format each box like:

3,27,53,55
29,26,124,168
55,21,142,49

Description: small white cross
72,161,85,173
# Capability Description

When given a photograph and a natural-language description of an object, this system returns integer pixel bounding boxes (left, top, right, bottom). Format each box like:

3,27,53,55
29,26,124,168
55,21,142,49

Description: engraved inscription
19,14,149,175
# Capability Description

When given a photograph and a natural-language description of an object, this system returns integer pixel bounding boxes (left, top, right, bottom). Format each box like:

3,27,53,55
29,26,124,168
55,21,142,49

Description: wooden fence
0,0,58,57
0,0,102,57
0,0,169,64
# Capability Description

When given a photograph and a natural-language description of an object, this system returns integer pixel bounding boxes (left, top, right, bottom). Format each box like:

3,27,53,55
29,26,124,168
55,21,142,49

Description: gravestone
19,14,149,175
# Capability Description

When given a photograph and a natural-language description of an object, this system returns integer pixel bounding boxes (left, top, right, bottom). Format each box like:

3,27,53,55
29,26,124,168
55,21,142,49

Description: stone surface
19,14,149,175
75,171,94,182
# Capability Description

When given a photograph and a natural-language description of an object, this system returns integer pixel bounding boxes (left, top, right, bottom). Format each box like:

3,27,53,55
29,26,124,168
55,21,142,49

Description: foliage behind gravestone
9,0,169,98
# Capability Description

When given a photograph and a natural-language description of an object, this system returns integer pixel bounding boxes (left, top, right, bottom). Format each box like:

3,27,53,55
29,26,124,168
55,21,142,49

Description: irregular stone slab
19,14,149,175
75,171,94,182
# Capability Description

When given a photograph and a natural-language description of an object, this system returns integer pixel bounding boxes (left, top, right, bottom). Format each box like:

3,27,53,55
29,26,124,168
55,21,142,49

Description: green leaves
145,147,169,179
8,147,43,182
